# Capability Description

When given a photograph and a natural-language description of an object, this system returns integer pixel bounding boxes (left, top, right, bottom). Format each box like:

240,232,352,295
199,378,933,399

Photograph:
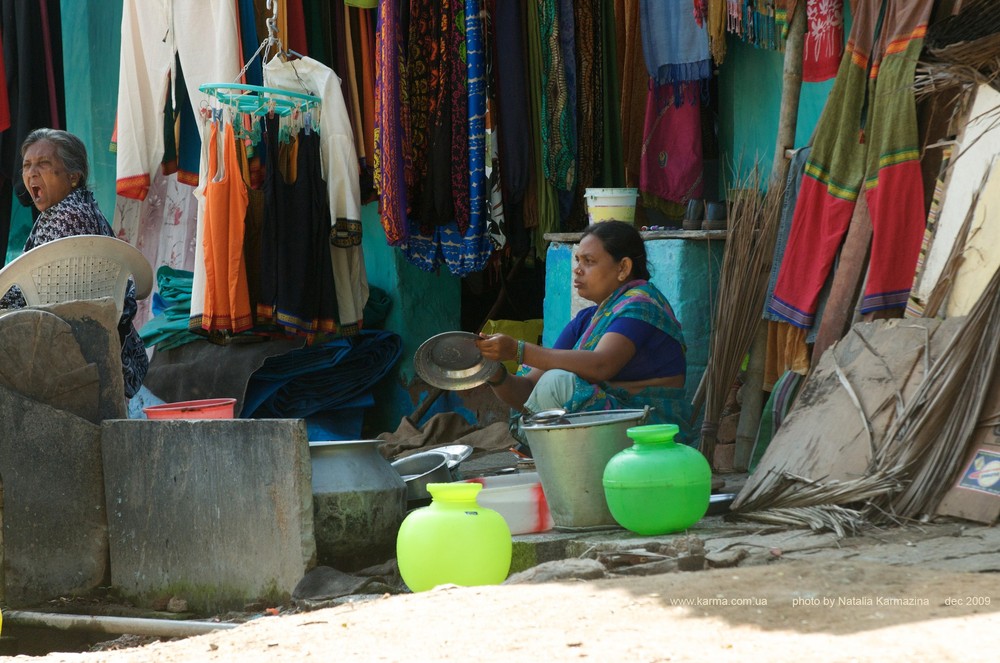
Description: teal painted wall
361,201,462,431
717,39,835,184
61,1,122,219
717,8,852,184
544,238,724,405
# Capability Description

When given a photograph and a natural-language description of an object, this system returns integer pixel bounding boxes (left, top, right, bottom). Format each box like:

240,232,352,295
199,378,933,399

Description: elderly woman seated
0,128,148,398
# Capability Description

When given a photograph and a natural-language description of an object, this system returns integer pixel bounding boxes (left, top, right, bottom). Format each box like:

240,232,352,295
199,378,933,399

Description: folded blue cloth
241,330,402,419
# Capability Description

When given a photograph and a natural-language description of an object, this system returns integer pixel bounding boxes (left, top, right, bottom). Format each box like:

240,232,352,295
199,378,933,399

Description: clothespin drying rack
199,0,319,118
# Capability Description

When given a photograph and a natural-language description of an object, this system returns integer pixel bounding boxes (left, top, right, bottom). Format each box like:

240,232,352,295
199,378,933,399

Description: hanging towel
639,0,712,98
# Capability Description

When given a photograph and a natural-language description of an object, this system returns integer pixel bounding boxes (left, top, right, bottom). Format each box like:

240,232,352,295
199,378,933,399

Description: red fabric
803,0,844,83
862,160,925,312
770,176,856,325
38,0,60,128
639,86,704,206
285,0,309,56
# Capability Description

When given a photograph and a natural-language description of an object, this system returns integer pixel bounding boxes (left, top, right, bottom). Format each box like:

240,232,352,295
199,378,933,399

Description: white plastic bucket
464,472,553,535
584,188,639,224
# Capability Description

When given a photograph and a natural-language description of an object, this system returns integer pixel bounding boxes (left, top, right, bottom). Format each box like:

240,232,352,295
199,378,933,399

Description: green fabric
525,0,560,256
139,266,202,351
302,0,332,66
749,369,804,472
599,0,624,188
537,0,575,191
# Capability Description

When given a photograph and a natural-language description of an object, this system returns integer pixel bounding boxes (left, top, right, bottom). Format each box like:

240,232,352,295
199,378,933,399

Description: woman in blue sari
476,221,692,444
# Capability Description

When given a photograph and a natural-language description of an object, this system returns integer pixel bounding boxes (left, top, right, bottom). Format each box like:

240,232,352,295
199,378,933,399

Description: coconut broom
695,164,784,468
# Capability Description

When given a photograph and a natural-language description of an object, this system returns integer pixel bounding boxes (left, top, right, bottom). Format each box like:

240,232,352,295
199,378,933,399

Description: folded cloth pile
242,329,402,421
138,266,202,351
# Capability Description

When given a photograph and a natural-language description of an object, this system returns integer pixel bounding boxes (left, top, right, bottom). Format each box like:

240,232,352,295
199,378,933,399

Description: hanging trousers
769,0,934,328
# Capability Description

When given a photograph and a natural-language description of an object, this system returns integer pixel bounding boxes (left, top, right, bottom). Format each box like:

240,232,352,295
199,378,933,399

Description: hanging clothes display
573,0,605,219
776,0,845,83
400,0,492,276
115,0,242,335
0,0,63,259
263,54,368,330
200,119,252,334
769,0,934,328
373,0,408,246
257,114,342,339
639,86,703,207
726,0,780,50
371,0,491,274
523,0,560,247
617,0,649,188
115,0,242,201
639,0,712,101
538,0,577,192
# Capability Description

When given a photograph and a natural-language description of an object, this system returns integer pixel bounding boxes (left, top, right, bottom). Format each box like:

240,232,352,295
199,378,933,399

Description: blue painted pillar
544,232,724,405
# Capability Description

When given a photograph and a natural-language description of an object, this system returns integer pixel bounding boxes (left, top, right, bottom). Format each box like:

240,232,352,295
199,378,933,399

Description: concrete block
0,384,107,606
101,419,315,612
40,299,127,422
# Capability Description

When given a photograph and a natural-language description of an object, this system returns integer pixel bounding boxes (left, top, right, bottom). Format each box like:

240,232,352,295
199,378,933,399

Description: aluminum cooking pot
391,450,454,502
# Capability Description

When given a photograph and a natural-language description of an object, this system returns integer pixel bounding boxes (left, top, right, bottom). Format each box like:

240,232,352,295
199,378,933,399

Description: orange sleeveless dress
201,120,252,333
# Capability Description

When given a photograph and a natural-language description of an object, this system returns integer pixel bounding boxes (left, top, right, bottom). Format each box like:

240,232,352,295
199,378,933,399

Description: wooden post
1,477,4,602
733,6,807,470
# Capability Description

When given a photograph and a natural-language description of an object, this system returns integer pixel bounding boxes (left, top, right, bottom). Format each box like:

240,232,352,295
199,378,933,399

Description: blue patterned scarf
639,0,712,104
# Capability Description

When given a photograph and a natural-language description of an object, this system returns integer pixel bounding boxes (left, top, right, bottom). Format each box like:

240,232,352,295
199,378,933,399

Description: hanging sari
562,279,693,444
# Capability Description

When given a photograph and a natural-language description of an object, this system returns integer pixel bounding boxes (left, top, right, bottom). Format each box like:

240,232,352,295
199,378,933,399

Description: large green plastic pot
602,423,711,535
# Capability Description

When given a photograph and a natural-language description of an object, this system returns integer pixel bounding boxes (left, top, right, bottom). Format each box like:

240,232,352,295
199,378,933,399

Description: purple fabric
554,306,685,380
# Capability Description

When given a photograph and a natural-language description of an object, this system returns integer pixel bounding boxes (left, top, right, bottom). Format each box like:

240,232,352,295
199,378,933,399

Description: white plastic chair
0,234,153,317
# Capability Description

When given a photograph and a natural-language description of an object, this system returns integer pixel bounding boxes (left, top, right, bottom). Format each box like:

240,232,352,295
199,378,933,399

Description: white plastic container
464,472,554,535
584,187,639,224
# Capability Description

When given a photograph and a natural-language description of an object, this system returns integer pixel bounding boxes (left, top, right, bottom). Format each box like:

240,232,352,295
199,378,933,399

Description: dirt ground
11,555,1000,662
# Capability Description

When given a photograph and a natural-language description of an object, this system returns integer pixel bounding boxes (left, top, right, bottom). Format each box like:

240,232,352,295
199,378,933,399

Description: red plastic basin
142,397,237,420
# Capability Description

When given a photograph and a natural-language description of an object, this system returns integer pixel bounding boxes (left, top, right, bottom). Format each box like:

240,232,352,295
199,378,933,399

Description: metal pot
309,440,407,570
521,408,648,531
391,450,454,502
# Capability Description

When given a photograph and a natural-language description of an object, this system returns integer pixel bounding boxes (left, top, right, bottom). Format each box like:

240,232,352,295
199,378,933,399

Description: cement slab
101,419,315,612
0,384,107,606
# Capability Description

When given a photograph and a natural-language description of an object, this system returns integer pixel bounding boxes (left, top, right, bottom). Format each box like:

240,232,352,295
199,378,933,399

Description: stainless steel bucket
521,408,648,530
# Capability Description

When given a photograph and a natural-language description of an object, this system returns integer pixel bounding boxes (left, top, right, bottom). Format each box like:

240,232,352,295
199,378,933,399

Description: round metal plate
414,331,501,391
